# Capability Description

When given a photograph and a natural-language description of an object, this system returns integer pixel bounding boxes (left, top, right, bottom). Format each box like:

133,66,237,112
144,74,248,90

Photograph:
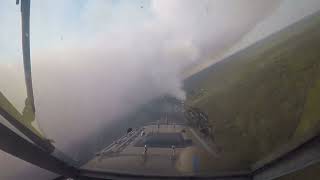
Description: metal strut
4,0,55,153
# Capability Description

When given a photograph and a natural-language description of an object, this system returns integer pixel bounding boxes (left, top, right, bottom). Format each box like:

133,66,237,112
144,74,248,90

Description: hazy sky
187,0,320,75
0,0,320,179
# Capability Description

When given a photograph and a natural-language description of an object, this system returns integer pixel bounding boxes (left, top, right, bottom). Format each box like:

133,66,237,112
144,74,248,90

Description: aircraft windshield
1,0,320,179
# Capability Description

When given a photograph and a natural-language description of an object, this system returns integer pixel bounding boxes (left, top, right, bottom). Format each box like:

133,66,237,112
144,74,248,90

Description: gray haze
31,0,281,157
1,0,319,179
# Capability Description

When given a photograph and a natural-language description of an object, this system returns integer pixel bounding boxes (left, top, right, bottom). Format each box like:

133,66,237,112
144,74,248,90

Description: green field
184,11,320,171
275,162,320,180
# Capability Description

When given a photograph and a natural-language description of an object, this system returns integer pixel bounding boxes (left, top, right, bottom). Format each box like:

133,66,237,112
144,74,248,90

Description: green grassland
184,11,320,171
275,163,320,180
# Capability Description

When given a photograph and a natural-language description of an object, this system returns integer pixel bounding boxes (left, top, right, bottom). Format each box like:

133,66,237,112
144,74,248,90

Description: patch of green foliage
275,162,320,180
294,74,320,138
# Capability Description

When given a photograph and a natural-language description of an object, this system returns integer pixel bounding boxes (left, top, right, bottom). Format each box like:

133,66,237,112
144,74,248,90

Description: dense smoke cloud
0,0,284,157
32,31,199,153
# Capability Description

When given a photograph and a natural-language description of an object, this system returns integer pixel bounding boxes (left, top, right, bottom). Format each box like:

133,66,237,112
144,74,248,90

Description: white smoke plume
1,0,283,159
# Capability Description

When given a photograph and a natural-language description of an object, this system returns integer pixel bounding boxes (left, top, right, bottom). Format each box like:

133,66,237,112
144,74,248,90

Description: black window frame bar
0,121,79,177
